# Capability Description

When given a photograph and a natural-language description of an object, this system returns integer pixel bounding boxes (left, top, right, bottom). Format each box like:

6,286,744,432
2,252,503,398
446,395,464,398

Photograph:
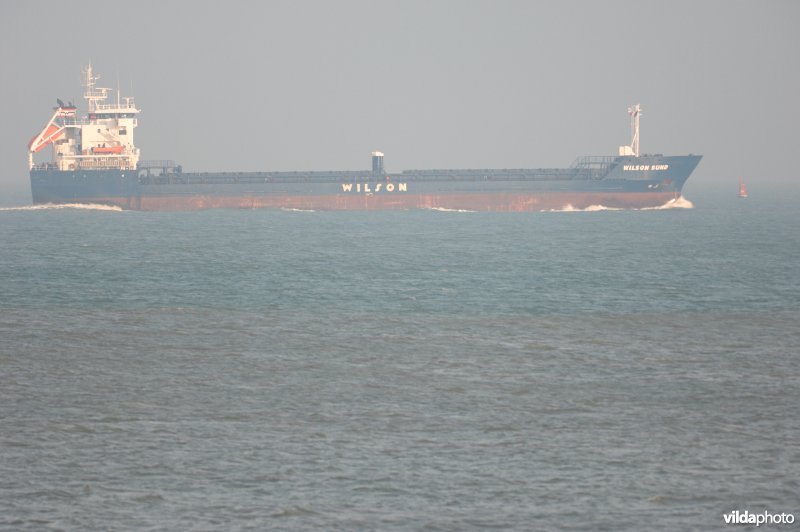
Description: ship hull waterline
30,191,683,212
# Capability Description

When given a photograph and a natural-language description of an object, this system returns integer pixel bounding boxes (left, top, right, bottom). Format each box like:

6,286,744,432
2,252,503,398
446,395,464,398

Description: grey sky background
1,0,798,205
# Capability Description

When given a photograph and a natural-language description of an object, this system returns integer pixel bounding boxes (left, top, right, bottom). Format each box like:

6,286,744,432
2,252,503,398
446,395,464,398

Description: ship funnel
371,151,384,175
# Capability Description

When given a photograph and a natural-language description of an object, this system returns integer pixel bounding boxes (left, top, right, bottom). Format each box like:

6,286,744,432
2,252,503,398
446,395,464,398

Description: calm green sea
1,191,798,530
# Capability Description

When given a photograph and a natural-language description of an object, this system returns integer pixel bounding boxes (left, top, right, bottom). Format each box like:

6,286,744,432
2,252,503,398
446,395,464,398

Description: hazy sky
1,0,798,204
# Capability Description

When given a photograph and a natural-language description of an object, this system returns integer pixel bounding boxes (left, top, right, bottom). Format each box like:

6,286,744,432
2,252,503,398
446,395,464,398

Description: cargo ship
28,66,701,211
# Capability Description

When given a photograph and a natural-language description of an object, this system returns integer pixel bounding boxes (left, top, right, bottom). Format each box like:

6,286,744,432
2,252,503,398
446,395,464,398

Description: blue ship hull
30,154,701,211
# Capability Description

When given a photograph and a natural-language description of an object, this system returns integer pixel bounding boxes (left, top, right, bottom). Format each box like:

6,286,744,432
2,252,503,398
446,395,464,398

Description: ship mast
618,104,642,157
628,104,641,157
83,64,110,113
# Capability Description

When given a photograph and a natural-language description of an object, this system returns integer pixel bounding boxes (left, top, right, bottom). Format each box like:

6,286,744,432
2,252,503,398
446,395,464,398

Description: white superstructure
28,65,140,171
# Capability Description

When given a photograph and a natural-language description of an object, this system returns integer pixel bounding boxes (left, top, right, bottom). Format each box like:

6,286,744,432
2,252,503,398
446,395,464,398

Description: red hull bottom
51,192,681,212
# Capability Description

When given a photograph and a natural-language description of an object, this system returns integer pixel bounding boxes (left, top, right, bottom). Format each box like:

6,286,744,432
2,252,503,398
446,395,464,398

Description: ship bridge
28,65,141,171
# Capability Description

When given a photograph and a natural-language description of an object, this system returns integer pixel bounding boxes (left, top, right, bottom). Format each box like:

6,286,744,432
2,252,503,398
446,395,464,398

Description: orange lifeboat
92,145,125,154
29,124,64,153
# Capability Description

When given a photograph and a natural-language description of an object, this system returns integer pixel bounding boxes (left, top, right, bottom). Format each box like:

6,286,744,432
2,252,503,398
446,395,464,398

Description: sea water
1,191,798,530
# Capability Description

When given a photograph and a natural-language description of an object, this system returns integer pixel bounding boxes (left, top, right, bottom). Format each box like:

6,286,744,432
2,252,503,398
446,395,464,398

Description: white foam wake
544,196,693,212
544,204,622,212
0,203,123,212
428,207,477,213
640,196,694,210
280,207,316,212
